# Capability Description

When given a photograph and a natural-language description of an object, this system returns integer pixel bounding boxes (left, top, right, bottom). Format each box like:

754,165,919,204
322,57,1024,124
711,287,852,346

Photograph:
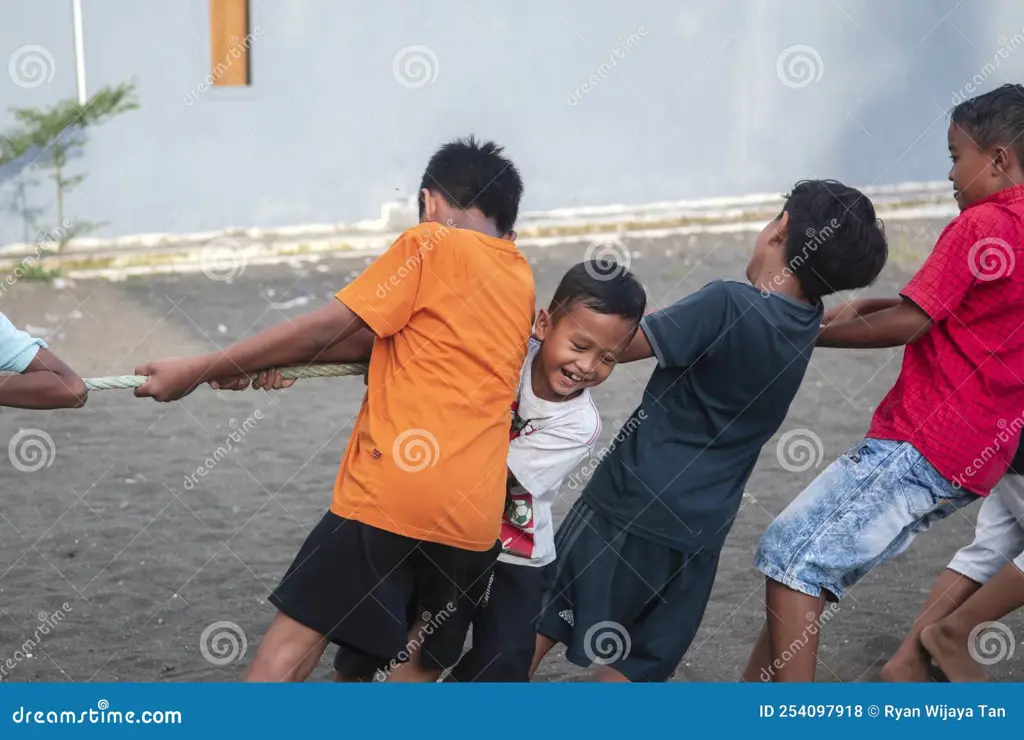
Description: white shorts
948,475,1024,583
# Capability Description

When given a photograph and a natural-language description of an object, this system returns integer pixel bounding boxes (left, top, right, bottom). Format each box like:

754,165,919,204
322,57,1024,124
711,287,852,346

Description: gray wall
2,0,1024,244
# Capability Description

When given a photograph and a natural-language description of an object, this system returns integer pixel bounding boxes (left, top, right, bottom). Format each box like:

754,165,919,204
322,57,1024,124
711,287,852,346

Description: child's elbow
903,317,934,345
65,377,89,408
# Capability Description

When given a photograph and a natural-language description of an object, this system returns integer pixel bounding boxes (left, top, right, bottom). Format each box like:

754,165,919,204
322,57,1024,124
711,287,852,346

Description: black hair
780,180,888,302
417,136,523,234
951,84,1024,164
549,261,647,325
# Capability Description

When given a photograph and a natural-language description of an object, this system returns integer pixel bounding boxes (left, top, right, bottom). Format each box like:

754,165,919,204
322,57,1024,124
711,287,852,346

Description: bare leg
879,569,980,682
529,633,557,679
765,578,826,682
333,617,430,683
332,671,372,682
741,621,773,682
593,665,630,682
385,616,443,683
244,611,329,682
921,562,1024,682
386,660,443,682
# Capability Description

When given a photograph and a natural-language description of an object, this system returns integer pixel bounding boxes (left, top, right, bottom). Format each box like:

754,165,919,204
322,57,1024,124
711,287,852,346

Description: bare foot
879,655,931,682
928,662,949,682
920,624,989,682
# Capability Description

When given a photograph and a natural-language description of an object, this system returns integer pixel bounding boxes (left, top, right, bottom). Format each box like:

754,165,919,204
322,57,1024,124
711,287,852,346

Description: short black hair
951,84,1024,164
781,180,888,302
418,136,523,234
549,261,647,325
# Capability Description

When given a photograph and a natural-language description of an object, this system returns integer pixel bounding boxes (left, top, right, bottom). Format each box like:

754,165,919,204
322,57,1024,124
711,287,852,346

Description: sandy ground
2,220,1022,683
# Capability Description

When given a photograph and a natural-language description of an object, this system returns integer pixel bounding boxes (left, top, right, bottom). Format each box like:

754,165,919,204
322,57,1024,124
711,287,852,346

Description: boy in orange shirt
134,137,534,682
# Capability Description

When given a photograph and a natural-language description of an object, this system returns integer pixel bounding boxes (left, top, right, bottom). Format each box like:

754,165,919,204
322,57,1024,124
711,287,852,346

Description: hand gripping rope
82,363,368,391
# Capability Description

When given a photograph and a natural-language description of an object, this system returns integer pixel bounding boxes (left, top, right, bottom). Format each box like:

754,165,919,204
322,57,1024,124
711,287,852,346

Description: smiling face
531,302,638,401
947,122,1007,210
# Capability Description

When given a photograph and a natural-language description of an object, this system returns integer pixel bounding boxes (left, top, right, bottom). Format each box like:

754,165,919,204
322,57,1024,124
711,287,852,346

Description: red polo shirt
868,185,1024,494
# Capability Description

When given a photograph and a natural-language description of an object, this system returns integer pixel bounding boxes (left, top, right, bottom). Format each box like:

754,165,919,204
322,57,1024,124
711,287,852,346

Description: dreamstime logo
376,221,451,299
1,603,72,681
200,621,247,666
567,411,647,490
759,603,840,681
200,237,247,282
567,27,648,105
952,29,1024,105
968,621,1016,666
374,603,455,681
955,414,1024,489
8,45,56,89
760,218,840,296
583,621,631,665
583,237,632,281
776,428,823,473
182,410,264,491
776,45,824,89
968,621,1015,666
9,429,56,473
392,45,439,89
183,26,263,105
0,220,72,298
393,429,440,473
968,238,1015,281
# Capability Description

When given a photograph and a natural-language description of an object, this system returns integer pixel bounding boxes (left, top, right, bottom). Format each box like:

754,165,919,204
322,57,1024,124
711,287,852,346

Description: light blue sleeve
0,311,48,373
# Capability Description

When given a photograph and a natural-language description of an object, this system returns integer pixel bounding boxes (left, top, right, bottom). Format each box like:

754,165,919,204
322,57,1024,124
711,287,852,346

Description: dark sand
2,221,1022,682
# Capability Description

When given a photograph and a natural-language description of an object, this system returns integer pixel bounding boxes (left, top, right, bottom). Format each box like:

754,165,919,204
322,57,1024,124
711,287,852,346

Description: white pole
71,0,87,104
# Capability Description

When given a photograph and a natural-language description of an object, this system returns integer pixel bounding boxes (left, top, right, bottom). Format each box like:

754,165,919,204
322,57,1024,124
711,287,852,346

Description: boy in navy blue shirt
531,180,889,681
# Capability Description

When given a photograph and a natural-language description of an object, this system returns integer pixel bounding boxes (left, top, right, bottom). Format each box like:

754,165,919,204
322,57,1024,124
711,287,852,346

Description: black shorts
270,511,499,677
447,560,554,682
535,498,720,682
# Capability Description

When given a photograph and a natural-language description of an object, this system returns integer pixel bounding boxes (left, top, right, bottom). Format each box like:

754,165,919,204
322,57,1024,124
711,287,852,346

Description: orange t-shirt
332,223,535,551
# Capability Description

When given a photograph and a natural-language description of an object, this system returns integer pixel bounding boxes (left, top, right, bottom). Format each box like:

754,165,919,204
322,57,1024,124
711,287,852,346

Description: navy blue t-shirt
583,280,823,552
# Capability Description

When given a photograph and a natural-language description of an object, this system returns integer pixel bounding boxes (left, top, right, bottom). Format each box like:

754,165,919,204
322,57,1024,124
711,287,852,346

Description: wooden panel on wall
209,0,250,86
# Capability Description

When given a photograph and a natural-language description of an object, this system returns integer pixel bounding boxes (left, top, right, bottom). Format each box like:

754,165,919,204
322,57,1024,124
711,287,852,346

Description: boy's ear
992,145,1013,176
420,188,437,221
770,211,790,247
534,308,552,341
506,230,518,242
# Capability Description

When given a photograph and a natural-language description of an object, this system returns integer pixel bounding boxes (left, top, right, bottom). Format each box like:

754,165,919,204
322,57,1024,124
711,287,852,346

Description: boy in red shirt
743,83,1024,682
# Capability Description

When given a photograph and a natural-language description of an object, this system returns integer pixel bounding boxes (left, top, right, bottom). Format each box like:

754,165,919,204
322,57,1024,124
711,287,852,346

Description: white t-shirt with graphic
501,339,601,567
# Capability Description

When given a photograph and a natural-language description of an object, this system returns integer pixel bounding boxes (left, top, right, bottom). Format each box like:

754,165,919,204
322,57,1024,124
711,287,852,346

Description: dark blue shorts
271,510,498,677
536,498,720,682
448,560,554,682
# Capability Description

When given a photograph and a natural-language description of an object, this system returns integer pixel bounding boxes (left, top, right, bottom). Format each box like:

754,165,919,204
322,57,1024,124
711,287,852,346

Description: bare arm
818,298,933,348
822,297,901,326
210,327,376,391
0,349,88,409
306,327,375,363
136,300,368,401
617,326,655,363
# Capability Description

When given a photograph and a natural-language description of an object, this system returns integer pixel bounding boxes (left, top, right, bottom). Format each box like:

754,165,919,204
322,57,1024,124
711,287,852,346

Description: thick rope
84,363,368,391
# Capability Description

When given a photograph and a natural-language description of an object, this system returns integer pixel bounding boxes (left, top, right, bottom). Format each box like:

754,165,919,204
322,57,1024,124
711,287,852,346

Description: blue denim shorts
754,438,979,600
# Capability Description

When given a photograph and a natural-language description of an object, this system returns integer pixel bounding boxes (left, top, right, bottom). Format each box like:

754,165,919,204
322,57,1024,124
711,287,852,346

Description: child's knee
247,641,317,681
246,613,326,681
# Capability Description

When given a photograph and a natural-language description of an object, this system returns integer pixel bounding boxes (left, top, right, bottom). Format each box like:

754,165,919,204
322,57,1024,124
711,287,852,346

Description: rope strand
84,363,368,391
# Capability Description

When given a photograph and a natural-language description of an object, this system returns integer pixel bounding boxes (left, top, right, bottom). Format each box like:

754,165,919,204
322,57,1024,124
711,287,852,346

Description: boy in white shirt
232,260,646,682
447,260,646,682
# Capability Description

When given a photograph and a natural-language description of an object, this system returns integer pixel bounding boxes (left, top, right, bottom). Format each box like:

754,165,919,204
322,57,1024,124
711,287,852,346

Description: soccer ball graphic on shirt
507,497,533,528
